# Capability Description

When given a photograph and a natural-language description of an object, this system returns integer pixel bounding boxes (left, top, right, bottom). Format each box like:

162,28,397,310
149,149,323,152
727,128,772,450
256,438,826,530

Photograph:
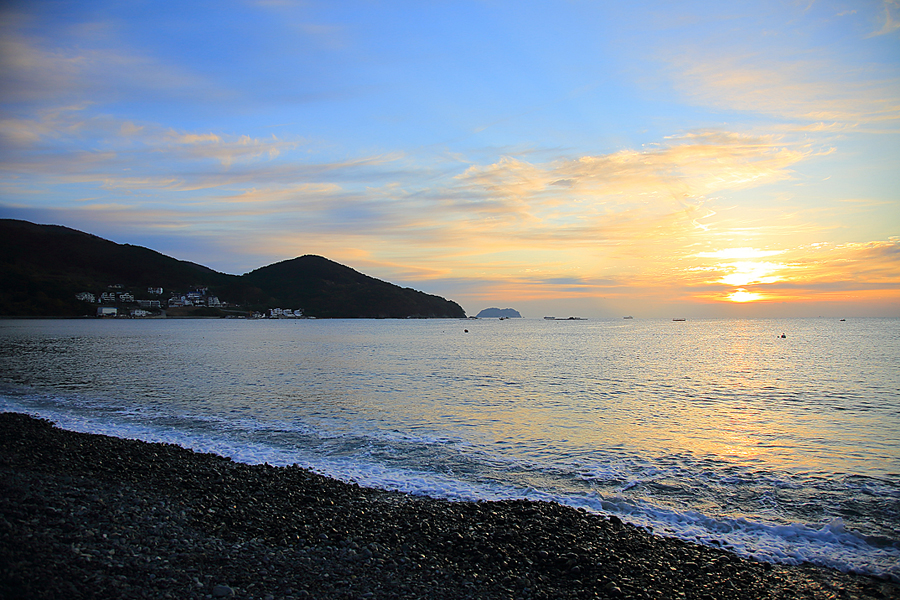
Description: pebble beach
1,412,897,600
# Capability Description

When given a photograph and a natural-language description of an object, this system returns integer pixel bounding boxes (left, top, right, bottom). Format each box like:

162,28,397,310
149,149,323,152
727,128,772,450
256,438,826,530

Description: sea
0,317,897,580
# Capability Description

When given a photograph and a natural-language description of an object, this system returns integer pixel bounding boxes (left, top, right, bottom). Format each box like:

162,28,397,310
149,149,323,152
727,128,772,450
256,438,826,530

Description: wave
2,391,897,582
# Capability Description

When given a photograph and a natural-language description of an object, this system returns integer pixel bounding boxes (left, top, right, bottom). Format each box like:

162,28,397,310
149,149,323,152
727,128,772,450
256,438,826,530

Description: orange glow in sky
0,1,897,317
728,289,763,303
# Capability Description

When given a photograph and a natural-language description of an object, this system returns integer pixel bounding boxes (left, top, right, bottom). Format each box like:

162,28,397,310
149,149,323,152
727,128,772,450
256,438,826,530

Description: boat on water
673,318,686,321
623,316,633,319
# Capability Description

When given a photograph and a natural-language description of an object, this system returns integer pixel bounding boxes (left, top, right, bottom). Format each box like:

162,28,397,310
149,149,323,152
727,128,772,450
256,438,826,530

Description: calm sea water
1,317,897,579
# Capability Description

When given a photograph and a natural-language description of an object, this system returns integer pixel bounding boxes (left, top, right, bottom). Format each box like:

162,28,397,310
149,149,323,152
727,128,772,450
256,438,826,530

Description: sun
728,289,762,303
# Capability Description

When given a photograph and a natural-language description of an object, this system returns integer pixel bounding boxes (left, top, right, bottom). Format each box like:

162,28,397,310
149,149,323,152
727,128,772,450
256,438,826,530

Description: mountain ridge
0,219,466,318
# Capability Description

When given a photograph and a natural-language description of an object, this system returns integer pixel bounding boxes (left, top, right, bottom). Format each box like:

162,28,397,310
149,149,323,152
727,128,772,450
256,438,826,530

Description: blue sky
1,0,898,317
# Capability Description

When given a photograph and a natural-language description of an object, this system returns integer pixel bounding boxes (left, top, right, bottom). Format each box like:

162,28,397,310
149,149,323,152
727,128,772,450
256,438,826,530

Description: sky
1,0,898,318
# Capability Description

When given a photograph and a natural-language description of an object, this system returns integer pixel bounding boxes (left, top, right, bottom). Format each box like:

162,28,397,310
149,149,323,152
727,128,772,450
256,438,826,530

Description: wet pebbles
1,412,896,599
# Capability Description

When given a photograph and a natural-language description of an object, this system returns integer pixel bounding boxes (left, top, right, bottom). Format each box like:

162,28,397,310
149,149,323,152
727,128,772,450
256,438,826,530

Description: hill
0,219,465,318
0,220,235,316
242,256,464,319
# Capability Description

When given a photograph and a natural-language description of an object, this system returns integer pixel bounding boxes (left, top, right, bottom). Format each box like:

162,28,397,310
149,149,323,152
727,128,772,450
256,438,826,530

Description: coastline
1,412,896,600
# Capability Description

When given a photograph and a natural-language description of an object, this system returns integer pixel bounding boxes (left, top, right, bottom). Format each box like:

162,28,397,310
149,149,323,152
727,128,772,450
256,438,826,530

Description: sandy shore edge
1,412,896,600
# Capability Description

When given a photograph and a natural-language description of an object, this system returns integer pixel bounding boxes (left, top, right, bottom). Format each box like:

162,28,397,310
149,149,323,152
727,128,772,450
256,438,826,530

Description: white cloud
869,0,900,36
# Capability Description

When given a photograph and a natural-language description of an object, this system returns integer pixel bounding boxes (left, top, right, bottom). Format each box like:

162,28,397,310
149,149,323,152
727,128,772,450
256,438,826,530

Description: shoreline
1,412,896,600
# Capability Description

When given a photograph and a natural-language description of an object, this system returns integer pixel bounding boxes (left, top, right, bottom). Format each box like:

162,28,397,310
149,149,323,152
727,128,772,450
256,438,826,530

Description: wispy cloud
868,0,900,36
443,131,810,245
0,107,305,188
0,15,220,106
664,51,900,128
0,114,816,255
647,1,900,131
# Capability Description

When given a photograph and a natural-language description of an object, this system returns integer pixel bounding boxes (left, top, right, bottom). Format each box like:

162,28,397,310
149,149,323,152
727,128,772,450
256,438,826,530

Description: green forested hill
0,219,465,318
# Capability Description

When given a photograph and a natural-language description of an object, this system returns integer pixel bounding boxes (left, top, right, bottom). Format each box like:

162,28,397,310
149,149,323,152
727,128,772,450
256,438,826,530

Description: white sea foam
3,398,898,582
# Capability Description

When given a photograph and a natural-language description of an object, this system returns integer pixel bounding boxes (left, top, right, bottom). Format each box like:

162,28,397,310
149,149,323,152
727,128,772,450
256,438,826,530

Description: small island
475,307,522,318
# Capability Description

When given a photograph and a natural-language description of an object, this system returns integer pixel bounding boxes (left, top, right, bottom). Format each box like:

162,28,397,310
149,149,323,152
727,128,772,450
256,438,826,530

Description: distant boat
840,319,846,321
623,316,633,319
544,316,555,320
673,318,686,321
